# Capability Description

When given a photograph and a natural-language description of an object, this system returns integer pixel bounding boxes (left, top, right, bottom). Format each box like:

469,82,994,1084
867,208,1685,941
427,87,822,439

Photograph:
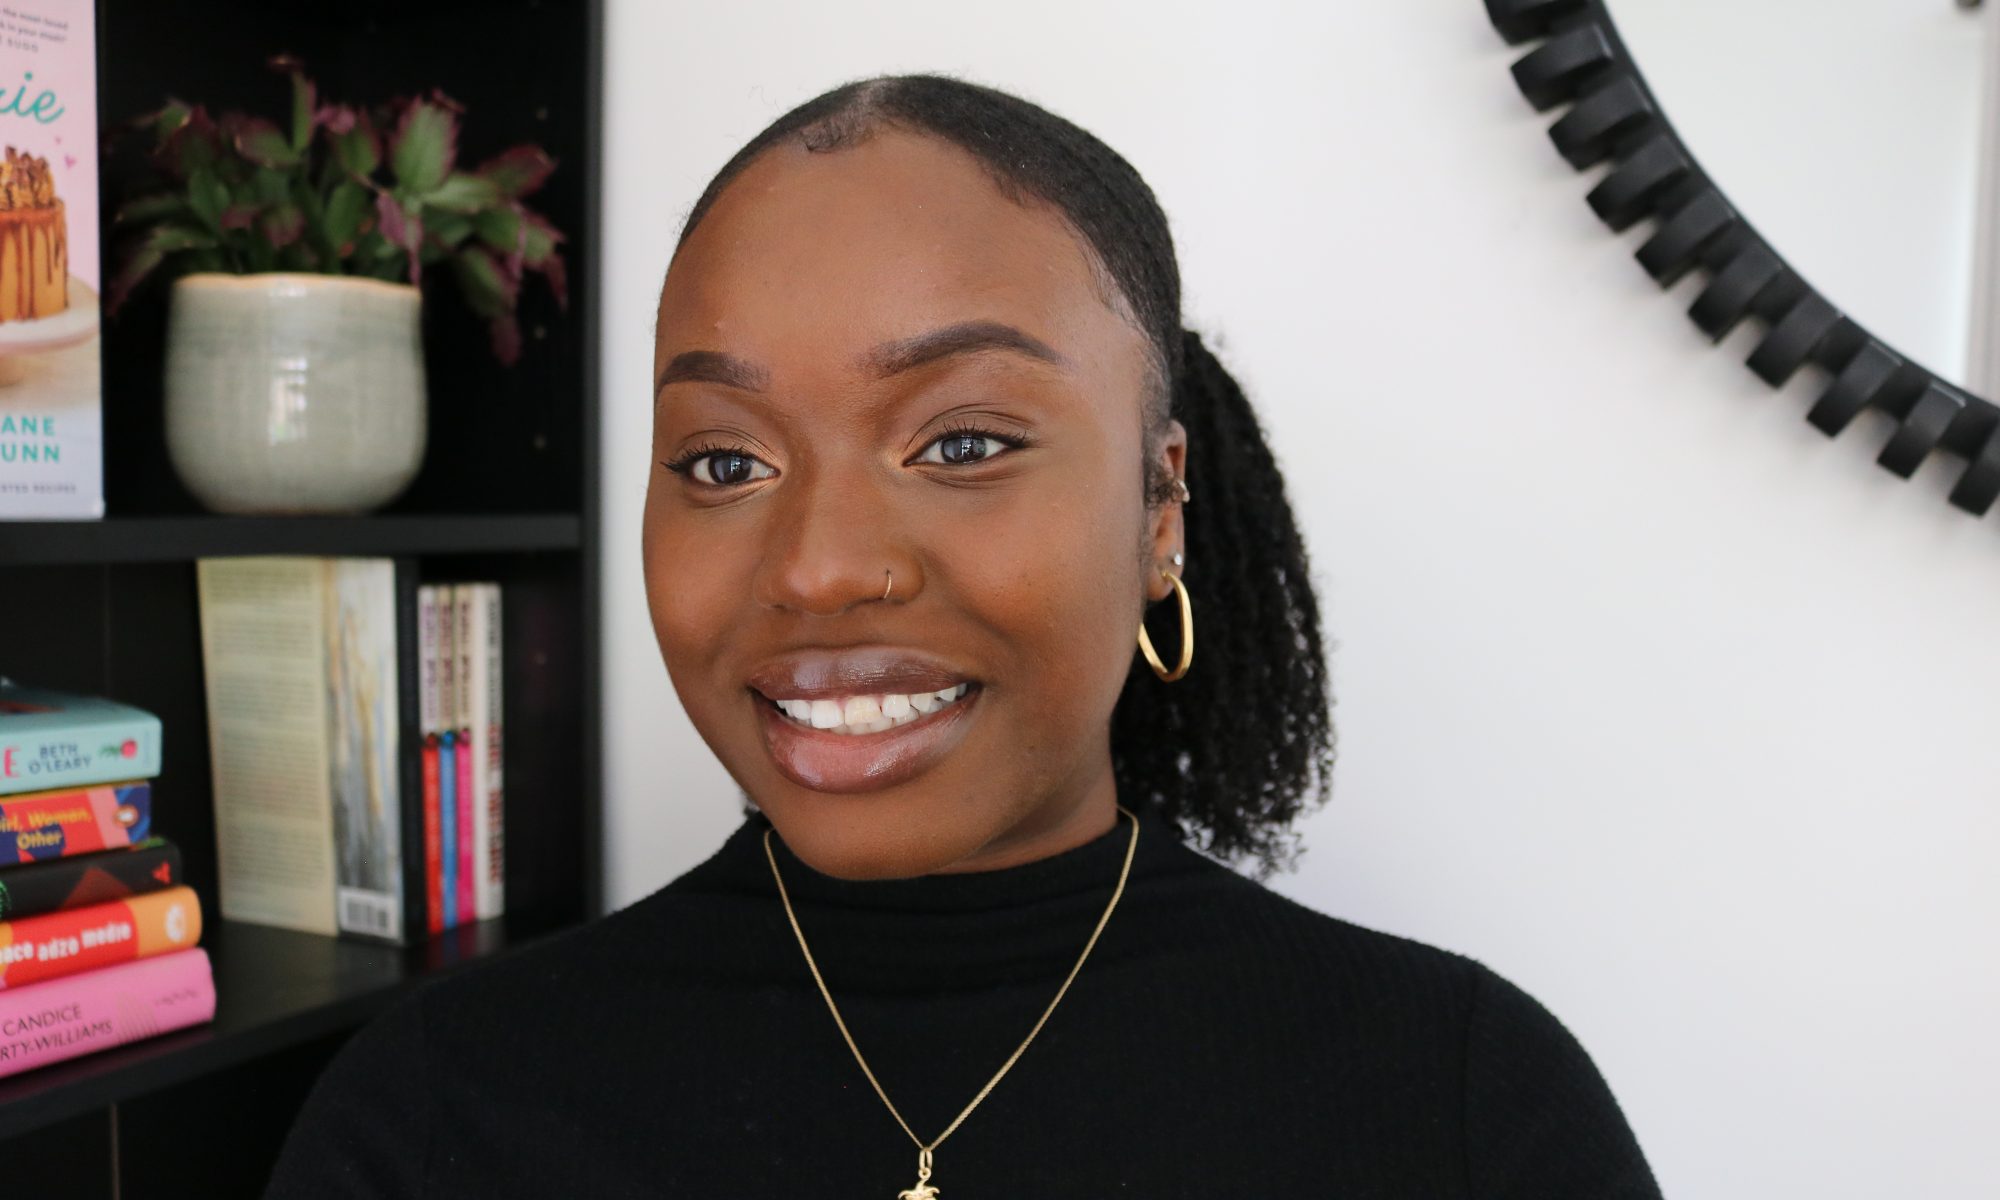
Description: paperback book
0,0,103,519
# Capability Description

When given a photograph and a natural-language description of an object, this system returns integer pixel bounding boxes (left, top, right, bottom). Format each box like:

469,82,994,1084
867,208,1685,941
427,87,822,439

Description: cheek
641,482,755,702
936,466,1146,725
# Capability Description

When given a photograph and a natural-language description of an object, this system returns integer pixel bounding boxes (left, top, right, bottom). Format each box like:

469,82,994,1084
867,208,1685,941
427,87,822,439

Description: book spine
0,840,182,922
452,585,476,924
419,586,444,937
0,782,151,865
393,559,427,944
438,731,457,929
327,560,406,945
0,714,162,797
453,734,474,924
476,583,504,919
0,886,201,990
0,950,216,1080
436,588,457,930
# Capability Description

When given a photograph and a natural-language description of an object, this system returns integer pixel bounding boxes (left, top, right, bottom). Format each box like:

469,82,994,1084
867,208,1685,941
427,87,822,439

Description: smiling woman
262,74,1664,1198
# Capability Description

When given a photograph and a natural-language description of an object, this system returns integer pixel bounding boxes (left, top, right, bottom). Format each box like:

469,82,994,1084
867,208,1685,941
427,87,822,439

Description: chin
761,796,969,881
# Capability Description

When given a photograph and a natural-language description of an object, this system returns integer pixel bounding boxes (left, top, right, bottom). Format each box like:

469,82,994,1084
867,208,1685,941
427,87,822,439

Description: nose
751,462,923,616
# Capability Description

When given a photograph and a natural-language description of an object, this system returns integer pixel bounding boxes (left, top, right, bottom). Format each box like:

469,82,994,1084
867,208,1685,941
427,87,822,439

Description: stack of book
195,558,505,945
0,682,214,1081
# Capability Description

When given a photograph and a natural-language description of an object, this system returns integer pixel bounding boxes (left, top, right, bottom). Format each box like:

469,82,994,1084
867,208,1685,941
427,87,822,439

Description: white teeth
772,686,972,735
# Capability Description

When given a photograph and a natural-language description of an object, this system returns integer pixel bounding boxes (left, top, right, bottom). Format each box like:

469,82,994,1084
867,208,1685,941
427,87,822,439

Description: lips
747,648,983,793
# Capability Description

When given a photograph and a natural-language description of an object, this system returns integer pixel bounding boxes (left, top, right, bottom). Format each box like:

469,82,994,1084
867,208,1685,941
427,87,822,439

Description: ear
1146,418,1189,603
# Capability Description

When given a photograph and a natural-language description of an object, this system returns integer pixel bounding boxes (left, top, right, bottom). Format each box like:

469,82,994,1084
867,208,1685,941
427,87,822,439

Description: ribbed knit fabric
265,802,1664,1198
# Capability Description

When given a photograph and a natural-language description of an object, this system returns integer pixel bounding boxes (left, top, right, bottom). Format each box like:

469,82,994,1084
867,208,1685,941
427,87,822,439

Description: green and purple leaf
475,146,555,198
322,180,367,255
375,192,424,285
330,108,380,179
423,172,502,214
106,223,214,314
114,192,189,226
227,115,300,169
388,97,457,195
259,202,305,249
268,54,316,151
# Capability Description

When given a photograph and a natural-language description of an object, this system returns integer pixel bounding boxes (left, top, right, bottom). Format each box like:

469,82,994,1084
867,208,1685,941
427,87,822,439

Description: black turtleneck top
264,804,1664,1198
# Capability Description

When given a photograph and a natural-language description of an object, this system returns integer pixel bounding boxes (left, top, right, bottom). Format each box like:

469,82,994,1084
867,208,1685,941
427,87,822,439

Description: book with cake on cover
0,838,181,921
0,681,162,795
0,0,101,519
0,948,215,1080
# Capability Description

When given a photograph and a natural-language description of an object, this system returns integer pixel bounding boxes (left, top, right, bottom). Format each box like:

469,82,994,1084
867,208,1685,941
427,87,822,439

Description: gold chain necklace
763,804,1140,1199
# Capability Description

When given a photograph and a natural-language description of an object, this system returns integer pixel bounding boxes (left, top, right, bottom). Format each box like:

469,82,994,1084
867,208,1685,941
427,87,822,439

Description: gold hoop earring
1137,569,1193,683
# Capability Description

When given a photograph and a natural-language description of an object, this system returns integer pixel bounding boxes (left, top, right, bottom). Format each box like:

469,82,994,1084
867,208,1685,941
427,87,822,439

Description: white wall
600,4,2000,1196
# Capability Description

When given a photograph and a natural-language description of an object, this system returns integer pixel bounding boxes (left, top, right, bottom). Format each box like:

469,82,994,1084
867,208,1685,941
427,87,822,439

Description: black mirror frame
1484,0,2000,518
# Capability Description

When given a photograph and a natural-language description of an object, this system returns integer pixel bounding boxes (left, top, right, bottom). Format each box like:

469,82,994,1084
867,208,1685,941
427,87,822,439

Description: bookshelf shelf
0,513,585,565
0,0,603,1191
0,915,578,1141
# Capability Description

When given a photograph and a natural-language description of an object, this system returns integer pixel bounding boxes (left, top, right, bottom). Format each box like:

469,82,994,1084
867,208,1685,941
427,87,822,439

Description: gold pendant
897,1147,940,1199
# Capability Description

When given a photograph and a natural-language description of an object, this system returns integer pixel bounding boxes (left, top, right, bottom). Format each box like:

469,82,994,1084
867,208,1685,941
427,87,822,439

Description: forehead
657,127,1127,365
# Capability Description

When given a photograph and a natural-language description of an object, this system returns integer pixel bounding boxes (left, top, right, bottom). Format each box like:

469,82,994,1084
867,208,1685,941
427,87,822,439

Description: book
0,780,150,864
451,585,476,924
435,586,458,928
0,838,181,921
0,949,215,1080
0,885,200,990
0,682,161,796
463,582,504,919
0,1,104,520
195,557,427,944
418,586,444,936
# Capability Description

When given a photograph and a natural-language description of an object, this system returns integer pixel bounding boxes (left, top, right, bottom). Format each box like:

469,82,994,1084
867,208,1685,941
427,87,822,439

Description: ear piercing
1171,552,1184,568
1171,478,1191,503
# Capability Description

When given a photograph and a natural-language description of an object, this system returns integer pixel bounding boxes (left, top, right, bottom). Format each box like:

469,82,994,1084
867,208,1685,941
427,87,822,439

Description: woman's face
647,127,1185,879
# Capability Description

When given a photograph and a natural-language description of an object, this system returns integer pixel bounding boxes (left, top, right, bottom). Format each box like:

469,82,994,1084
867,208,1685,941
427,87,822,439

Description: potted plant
106,55,567,515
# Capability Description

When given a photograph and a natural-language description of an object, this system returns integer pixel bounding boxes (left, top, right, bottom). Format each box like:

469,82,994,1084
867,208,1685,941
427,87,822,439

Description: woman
267,75,1663,1198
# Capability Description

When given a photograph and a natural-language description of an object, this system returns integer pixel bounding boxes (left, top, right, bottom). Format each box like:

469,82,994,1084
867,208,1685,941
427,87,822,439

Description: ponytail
1114,330,1334,876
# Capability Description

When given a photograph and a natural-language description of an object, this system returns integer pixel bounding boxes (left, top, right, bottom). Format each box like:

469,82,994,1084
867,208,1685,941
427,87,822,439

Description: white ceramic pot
163,273,427,515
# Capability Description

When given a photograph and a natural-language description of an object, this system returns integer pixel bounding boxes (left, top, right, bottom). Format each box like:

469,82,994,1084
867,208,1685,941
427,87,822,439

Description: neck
929,768,1121,875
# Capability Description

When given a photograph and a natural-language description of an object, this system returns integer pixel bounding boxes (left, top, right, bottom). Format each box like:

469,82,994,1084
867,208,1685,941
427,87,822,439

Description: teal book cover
0,680,161,795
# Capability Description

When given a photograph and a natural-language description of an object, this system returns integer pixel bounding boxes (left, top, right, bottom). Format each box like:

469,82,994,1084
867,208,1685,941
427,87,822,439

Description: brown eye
917,432,1012,465
689,452,775,486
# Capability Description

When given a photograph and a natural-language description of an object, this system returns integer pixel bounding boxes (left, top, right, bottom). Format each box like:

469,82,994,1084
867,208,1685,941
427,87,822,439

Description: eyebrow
862,320,1069,377
655,350,770,395
654,320,1068,398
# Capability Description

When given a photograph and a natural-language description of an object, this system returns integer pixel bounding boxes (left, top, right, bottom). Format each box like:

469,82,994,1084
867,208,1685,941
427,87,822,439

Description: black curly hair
673,73,1335,877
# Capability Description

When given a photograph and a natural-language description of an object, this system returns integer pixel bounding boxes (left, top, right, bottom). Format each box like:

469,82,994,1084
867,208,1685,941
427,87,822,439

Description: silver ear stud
1171,552,1184,568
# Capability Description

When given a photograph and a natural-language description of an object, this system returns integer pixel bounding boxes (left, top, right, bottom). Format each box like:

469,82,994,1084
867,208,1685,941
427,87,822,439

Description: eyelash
659,423,1032,485
919,421,1032,464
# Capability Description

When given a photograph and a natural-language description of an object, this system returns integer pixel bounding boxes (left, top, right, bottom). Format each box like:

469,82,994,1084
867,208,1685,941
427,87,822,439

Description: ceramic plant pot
163,272,426,515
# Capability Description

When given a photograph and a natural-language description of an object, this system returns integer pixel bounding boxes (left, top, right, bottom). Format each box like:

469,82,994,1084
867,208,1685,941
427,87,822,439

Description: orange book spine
0,886,201,990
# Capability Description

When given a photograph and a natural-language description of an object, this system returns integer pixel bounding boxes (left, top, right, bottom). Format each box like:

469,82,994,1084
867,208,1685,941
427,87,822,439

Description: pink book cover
0,1,103,519
0,948,214,1079
453,733,473,924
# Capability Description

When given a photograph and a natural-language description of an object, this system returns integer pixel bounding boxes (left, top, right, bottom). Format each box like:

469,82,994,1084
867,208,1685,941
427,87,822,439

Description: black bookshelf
0,514,583,564
0,0,604,1195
